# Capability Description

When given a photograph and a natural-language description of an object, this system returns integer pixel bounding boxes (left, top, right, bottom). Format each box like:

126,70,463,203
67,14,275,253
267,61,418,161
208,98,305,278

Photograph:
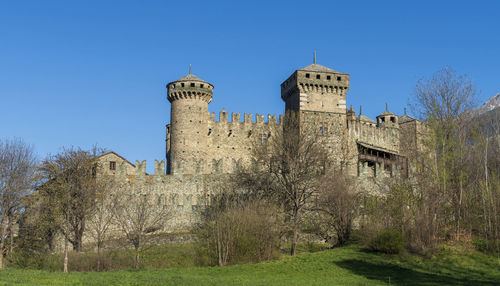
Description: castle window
181,83,185,87
208,128,212,135
109,161,116,171
200,84,204,88
390,117,395,123
337,76,342,81
305,73,310,78
258,133,268,145
316,74,320,79
327,75,331,80
319,122,328,136
190,83,195,87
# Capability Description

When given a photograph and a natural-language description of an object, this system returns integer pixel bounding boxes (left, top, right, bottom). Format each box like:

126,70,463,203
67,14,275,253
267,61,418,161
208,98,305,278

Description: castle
99,59,425,231
164,59,423,178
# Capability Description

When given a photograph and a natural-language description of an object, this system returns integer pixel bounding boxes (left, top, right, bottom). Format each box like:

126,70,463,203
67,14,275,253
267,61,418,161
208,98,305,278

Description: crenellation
219,109,228,122
244,113,252,123
154,160,165,175
269,114,276,124
255,113,263,123
135,160,146,175
232,112,240,122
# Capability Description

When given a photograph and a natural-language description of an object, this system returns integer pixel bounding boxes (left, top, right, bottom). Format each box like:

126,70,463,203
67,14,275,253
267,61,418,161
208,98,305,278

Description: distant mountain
474,94,500,137
478,93,500,114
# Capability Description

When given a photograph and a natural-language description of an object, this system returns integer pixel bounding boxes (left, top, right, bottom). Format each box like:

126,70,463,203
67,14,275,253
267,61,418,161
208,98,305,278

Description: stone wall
347,119,400,153
167,109,283,175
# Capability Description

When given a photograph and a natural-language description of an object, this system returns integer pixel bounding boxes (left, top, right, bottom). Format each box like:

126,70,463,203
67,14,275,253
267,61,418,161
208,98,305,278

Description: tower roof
167,73,213,89
174,74,208,83
378,110,395,116
357,115,376,123
299,63,341,73
399,114,416,124
377,103,395,117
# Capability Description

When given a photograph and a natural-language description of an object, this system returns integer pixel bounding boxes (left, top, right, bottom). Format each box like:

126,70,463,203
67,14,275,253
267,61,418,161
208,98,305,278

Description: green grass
1,245,499,285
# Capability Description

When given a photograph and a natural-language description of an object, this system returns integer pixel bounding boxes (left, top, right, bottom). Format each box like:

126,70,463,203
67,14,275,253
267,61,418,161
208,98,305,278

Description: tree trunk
77,224,85,252
280,235,286,252
0,221,7,269
97,242,101,272
63,239,69,273
135,247,141,269
217,229,223,266
457,178,463,240
8,220,14,258
291,226,297,256
73,232,82,252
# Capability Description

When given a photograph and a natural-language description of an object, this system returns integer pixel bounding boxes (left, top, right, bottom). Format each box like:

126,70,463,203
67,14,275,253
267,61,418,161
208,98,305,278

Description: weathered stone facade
100,61,425,233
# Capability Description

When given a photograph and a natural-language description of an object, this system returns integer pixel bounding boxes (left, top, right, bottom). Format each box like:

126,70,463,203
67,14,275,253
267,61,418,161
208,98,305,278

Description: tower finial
313,51,316,64
189,64,192,74
386,102,388,112
359,105,362,115
404,107,407,115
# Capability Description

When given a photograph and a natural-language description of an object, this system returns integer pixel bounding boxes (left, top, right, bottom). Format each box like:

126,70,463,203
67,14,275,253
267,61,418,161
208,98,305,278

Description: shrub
10,249,48,270
472,239,500,254
368,230,405,254
197,200,281,266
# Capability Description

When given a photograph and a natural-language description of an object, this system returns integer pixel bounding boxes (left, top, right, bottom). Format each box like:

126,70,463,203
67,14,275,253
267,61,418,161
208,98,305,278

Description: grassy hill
1,245,499,285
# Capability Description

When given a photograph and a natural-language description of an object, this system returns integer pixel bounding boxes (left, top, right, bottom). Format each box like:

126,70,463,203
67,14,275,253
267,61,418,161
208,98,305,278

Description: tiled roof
399,114,416,124
357,115,376,123
175,74,207,82
299,64,340,73
378,110,395,116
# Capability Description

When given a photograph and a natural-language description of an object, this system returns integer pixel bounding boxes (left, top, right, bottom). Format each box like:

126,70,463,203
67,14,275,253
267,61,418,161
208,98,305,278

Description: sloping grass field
1,245,499,285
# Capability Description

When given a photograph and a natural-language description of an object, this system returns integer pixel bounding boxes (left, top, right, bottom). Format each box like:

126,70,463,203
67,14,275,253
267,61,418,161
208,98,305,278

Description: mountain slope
474,94,500,137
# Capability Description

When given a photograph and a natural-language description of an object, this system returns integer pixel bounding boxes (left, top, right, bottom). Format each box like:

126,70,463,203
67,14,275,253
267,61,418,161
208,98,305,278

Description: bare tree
0,138,37,268
470,114,500,256
39,147,103,272
197,176,282,266
411,66,477,241
112,181,172,269
238,111,327,256
314,173,361,246
86,176,116,271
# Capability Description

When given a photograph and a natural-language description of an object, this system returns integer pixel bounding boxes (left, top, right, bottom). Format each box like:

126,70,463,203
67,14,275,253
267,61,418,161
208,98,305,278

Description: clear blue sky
1,0,499,171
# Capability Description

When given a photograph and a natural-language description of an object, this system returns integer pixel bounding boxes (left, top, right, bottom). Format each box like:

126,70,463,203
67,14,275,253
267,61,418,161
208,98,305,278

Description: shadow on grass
335,259,499,286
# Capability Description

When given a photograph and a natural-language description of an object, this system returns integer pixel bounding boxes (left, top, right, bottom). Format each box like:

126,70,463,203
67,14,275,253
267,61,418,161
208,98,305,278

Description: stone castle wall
347,119,400,152
103,157,398,235
167,109,283,174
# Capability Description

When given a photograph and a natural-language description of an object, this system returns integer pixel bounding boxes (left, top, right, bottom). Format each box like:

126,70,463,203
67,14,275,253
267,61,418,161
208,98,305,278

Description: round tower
166,73,213,175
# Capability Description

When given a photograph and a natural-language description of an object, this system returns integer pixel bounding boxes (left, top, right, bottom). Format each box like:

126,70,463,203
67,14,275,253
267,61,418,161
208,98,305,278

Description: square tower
281,63,349,113
280,62,351,170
